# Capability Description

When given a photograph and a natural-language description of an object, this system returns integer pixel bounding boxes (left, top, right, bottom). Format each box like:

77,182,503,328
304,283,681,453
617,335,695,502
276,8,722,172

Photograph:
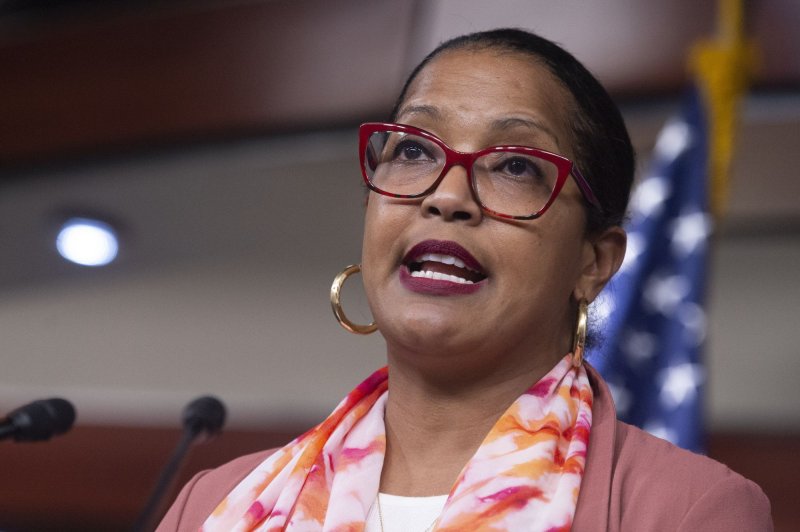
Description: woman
159,29,771,531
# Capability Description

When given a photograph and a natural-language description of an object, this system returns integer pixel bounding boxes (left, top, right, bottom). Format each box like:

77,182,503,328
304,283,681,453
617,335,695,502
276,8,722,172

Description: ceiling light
56,218,119,267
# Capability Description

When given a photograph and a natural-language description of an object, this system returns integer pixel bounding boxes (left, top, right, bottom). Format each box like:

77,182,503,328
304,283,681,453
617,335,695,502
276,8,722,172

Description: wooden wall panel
0,424,302,530
708,432,799,532
0,0,415,164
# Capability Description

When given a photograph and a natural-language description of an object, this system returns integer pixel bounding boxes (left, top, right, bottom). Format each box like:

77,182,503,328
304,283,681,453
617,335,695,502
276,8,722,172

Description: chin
382,308,476,356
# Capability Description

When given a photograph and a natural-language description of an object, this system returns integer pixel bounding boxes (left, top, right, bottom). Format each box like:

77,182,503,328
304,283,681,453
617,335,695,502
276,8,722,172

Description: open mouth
402,240,488,285
407,253,486,284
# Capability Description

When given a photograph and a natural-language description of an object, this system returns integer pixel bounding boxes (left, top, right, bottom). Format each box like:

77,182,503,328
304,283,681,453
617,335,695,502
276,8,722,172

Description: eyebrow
395,104,442,121
396,105,560,147
491,117,560,147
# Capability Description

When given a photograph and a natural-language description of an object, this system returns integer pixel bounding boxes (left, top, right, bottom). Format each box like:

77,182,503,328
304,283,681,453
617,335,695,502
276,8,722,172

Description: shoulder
156,449,276,532
611,421,772,531
578,365,772,530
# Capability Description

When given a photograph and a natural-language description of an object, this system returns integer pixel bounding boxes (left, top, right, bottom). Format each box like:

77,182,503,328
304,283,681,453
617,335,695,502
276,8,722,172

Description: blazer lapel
572,363,616,531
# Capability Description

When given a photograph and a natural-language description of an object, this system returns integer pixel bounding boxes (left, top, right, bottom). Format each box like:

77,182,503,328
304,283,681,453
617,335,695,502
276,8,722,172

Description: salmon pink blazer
158,366,772,531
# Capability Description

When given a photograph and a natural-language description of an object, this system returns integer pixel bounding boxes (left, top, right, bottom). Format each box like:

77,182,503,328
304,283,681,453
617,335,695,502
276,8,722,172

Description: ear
573,226,627,302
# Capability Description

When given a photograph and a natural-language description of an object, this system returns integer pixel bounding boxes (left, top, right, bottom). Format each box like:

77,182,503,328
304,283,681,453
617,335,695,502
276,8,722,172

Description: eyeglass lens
364,130,560,218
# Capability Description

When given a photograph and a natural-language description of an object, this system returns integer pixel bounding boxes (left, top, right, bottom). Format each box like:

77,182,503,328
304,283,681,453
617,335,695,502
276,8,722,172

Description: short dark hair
390,28,635,233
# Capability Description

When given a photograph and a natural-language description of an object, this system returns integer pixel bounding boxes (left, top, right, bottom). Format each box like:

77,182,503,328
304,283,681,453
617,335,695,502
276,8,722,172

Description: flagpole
689,0,757,219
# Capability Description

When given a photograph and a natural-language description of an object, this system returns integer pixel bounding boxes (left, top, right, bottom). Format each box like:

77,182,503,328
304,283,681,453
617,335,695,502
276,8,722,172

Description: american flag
588,87,712,453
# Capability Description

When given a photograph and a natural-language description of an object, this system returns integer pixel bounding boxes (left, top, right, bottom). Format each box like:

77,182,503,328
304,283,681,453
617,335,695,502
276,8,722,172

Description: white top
365,492,449,532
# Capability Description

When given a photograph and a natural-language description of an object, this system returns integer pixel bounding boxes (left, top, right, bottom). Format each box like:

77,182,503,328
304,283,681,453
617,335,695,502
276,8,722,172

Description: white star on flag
644,273,690,315
653,119,692,161
629,176,671,218
620,329,657,366
619,232,644,273
658,363,705,409
670,211,713,257
644,421,679,445
677,302,708,347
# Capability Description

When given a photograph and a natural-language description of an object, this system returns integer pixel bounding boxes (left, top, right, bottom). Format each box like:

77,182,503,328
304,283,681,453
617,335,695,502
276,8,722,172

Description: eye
496,155,544,179
505,157,532,176
393,139,431,161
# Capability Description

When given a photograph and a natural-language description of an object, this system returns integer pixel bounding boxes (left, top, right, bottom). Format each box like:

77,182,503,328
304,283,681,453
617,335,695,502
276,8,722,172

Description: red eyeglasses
359,122,601,220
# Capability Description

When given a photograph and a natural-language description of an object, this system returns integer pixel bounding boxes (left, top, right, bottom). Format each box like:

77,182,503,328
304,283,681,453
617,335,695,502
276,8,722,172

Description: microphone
0,398,76,442
132,395,226,532
182,395,226,440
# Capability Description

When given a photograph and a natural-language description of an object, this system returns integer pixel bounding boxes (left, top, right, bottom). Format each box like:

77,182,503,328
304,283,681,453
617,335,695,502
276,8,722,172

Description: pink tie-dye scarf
201,354,593,531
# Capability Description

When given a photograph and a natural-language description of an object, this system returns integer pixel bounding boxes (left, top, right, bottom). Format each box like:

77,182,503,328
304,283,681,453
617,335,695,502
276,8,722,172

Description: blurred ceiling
0,0,798,164
0,0,799,289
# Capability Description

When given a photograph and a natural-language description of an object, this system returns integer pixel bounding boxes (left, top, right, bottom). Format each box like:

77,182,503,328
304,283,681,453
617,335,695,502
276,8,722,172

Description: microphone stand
132,396,225,532
131,428,196,532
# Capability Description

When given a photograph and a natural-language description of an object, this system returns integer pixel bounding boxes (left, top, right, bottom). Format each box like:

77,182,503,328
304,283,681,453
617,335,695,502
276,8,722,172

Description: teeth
418,253,470,271
410,270,474,284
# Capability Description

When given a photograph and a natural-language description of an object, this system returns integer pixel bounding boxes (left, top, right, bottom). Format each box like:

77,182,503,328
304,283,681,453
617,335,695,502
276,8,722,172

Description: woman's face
361,48,610,376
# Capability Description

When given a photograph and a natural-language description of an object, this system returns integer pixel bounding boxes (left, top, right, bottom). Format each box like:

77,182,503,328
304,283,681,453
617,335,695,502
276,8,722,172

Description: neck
379,344,563,496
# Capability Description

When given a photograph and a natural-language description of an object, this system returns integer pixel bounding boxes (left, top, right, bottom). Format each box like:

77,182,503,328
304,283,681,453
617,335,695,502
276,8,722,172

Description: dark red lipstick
399,239,487,295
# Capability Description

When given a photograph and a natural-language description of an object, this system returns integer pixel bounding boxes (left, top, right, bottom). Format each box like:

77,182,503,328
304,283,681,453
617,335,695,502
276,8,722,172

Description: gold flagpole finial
689,0,758,220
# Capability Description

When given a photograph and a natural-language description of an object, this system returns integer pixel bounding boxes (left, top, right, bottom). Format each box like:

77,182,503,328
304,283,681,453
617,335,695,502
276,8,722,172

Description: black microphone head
8,398,76,442
42,398,76,434
182,395,226,439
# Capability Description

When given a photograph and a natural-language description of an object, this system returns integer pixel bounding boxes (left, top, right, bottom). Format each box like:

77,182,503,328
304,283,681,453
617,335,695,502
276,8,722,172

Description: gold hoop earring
330,264,377,335
572,299,588,367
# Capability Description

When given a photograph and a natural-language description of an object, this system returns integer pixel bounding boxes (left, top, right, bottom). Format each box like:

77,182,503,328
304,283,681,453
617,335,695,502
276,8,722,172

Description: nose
420,165,482,223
